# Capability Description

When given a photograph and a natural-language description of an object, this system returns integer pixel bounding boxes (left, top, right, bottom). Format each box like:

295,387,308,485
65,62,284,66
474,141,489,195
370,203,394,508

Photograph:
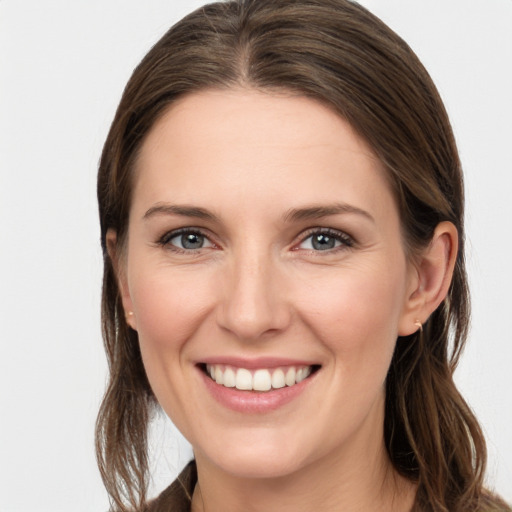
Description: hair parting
96,1,510,510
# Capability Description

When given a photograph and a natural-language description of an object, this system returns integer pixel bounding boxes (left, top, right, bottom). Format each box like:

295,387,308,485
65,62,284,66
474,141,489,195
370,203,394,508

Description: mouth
200,363,320,392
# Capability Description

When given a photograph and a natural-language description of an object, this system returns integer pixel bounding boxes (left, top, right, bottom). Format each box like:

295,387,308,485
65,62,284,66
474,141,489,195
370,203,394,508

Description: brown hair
96,1,509,511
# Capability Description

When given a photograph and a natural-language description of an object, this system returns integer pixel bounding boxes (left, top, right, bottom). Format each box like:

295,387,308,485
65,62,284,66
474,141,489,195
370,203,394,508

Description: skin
109,89,457,512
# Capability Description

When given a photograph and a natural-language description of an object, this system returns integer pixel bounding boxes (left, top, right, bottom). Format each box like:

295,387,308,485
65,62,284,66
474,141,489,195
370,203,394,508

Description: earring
125,311,134,322
414,320,423,332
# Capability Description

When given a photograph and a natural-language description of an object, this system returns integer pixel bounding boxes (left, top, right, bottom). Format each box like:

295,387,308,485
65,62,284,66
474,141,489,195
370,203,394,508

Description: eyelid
157,227,217,251
155,226,354,253
292,227,355,251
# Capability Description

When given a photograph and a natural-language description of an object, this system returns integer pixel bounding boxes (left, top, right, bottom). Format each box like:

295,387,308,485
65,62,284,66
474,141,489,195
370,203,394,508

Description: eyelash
294,227,354,253
156,227,355,254
157,228,215,254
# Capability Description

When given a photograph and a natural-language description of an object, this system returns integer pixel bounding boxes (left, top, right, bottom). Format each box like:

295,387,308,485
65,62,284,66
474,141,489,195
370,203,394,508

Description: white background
1,1,511,510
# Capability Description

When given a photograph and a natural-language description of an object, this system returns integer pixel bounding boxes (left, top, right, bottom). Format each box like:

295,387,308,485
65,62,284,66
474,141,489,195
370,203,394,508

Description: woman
95,1,511,510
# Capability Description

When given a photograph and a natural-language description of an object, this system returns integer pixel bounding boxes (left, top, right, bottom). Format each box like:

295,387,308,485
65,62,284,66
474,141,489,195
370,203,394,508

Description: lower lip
199,368,317,414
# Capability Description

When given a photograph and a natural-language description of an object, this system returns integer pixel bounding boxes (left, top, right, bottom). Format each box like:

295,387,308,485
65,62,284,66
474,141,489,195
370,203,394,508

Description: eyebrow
143,202,374,224
143,203,219,222
283,203,375,223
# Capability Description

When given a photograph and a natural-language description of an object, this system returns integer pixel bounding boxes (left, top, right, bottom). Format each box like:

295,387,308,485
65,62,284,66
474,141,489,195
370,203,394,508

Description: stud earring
125,311,134,322
414,320,423,332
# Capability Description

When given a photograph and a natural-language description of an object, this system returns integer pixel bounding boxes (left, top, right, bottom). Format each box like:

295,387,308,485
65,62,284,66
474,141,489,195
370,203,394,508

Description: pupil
312,234,335,250
182,233,203,249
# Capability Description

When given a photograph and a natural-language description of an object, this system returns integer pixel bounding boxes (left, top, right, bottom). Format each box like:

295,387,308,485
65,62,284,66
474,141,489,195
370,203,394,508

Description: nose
216,252,291,341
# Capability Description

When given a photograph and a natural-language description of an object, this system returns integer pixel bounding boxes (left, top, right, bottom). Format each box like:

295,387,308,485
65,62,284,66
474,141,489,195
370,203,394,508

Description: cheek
128,268,218,426
303,264,405,322
295,263,407,364
129,267,215,362
293,266,407,436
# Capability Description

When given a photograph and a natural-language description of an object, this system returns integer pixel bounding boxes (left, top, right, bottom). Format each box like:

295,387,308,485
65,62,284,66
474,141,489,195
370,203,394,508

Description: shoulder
146,460,197,512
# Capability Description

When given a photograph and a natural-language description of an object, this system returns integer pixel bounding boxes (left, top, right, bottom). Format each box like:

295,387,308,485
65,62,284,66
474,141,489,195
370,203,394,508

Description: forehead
132,88,395,221
139,88,378,166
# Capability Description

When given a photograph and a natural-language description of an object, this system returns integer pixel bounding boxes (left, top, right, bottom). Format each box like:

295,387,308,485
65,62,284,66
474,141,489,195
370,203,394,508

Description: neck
191,427,416,512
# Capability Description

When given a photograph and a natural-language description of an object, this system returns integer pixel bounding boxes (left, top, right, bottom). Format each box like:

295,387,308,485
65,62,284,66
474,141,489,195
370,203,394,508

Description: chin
195,433,312,480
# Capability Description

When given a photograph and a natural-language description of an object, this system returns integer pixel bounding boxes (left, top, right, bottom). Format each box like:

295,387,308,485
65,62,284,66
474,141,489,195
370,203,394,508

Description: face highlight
117,89,418,480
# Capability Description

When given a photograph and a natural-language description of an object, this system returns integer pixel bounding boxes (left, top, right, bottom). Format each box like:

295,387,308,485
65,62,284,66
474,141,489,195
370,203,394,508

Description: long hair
96,1,508,510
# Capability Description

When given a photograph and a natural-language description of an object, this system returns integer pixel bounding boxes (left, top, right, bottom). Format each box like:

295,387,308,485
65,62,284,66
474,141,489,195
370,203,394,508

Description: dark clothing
146,459,511,511
147,460,196,512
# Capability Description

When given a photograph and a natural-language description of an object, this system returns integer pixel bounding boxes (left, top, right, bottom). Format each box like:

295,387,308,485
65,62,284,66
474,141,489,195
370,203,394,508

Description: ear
106,229,137,331
398,221,458,336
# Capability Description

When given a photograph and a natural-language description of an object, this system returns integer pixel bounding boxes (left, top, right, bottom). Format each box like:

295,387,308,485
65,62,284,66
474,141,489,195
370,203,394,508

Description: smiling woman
95,1,511,511
114,90,425,486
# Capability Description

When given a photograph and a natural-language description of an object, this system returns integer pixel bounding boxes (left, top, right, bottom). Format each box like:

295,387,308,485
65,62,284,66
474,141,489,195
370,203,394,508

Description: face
117,89,419,480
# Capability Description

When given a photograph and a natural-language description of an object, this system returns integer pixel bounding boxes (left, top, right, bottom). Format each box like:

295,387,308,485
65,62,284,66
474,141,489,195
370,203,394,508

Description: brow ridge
143,203,218,222
283,203,374,223
143,202,373,224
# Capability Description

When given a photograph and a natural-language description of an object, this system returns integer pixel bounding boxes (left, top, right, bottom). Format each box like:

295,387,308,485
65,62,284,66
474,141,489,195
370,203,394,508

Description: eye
296,229,353,252
159,229,214,251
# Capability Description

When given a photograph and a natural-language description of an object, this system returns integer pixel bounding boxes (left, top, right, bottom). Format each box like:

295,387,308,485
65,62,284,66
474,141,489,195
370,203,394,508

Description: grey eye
311,234,339,251
168,231,213,250
311,233,337,250
300,232,342,251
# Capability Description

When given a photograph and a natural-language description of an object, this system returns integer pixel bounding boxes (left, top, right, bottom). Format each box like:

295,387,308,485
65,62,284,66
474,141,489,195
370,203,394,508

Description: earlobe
106,229,137,330
398,221,458,336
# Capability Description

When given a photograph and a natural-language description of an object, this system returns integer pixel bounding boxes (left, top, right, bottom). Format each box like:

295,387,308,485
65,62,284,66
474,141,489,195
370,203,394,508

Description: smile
205,364,315,392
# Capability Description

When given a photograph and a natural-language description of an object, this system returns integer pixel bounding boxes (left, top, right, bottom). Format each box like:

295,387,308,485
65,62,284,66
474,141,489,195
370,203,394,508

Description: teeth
271,369,285,389
296,366,312,383
215,366,224,385
285,367,296,386
223,367,236,388
253,369,272,391
205,364,314,392
235,368,252,390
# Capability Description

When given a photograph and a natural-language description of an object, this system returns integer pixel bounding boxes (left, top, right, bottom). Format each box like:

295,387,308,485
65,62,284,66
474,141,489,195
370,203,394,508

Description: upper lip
198,356,319,369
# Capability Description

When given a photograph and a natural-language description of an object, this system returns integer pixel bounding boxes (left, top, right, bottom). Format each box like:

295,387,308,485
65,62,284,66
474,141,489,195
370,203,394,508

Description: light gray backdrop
1,1,511,510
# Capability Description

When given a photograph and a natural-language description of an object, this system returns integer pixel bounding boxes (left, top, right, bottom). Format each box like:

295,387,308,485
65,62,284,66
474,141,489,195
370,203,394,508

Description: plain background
1,1,511,510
